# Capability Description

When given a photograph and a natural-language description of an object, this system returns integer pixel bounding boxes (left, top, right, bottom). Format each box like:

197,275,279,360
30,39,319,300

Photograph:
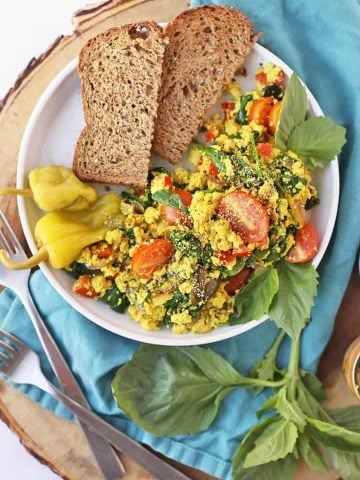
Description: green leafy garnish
230,268,279,325
151,189,188,214
168,230,212,266
287,117,346,169
236,94,253,125
269,261,318,339
100,283,129,313
275,74,307,151
67,261,97,278
194,140,227,173
121,191,150,209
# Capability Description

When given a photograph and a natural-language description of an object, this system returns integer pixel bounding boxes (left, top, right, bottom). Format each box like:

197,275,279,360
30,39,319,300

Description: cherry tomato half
248,97,273,127
173,189,193,208
132,239,175,279
267,101,282,135
257,143,273,157
73,275,97,298
218,191,269,243
225,268,253,295
209,162,219,177
285,223,318,263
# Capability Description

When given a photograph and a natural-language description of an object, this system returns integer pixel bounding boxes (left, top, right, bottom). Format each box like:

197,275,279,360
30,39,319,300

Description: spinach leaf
147,166,169,179
305,195,320,210
297,435,328,472
272,164,308,195
306,417,360,452
112,345,256,436
230,268,279,325
269,261,318,339
193,140,227,173
168,230,212,266
67,261,98,278
121,191,150,209
275,74,307,151
327,406,360,433
152,189,188,214
100,283,129,313
231,155,264,189
236,94,253,125
163,291,190,326
220,257,247,279
287,117,346,169
244,418,298,468
328,450,360,480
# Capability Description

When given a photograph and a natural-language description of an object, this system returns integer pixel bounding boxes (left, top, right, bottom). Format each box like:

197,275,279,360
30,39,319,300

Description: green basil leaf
297,435,329,472
275,388,306,430
287,117,346,169
244,418,298,467
328,450,360,480
121,191,150,209
233,456,297,480
269,261,318,339
306,417,360,452
152,189,188,214
275,74,307,150
327,406,360,433
220,257,247,279
252,330,286,395
297,382,327,420
300,371,326,401
112,345,245,436
230,268,279,325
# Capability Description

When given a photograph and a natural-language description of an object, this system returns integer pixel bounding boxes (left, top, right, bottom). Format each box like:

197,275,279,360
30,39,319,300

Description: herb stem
245,377,288,388
288,332,302,400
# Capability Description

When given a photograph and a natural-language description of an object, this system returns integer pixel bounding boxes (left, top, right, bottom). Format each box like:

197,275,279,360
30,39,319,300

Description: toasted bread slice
152,5,261,163
73,22,166,187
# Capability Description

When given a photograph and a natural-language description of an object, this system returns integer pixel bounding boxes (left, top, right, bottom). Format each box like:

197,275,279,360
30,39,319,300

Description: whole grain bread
152,5,261,163
73,22,166,187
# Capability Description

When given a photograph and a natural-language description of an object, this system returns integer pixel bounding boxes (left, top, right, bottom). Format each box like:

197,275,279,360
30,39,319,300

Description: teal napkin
1,1,359,478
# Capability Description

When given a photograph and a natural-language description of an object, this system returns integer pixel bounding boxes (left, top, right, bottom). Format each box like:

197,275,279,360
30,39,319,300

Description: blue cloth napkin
1,1,360,479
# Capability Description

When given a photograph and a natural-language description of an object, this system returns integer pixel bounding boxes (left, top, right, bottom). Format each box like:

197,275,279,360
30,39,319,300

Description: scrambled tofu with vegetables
68,63,319,333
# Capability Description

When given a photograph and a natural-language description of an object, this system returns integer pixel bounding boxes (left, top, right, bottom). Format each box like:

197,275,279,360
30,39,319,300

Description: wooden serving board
0,1,359,479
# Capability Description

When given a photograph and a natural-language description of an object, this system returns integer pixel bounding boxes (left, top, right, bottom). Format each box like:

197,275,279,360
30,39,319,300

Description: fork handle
50,384,191,480
19,289,125,479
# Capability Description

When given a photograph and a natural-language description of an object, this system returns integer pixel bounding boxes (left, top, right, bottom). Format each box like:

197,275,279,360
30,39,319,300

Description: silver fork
0,210,125,479
0,328,191,480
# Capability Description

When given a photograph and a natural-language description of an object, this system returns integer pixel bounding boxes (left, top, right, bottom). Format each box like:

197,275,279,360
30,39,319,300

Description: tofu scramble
69,63,319,334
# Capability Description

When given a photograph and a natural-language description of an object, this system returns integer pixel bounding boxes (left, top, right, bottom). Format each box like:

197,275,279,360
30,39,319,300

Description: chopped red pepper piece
209,162,219,177
73,275,97,298
257,143,273,157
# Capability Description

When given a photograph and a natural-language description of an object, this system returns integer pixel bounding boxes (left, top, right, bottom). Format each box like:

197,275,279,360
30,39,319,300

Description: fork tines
0,210,22,254
0,328,23,370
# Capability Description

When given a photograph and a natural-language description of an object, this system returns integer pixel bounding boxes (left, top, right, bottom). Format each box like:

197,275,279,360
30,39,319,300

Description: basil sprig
275,73,346,168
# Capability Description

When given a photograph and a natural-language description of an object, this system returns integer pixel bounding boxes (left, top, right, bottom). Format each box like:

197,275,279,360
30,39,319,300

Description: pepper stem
0,247,48,270
0,188,33,197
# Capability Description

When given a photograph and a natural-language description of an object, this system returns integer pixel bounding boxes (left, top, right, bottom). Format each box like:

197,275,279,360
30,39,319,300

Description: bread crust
152,5,261,163
73,21,165,187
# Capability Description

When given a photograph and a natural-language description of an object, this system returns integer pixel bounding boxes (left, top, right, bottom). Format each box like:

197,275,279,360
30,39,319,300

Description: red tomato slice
209,162,219,177
248,97,273,127
218,191,269,243
164,175,173,189
267,101,282,135
132,239,175,279
173,189,193,208
285,223,318,263
216,246,252,264
225,268,252,295
206,130,216,142
257,143,273,157
73,275,97,298
97,245,112,259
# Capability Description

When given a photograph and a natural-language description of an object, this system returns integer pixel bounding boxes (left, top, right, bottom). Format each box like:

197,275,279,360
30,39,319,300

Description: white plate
17,42,339,346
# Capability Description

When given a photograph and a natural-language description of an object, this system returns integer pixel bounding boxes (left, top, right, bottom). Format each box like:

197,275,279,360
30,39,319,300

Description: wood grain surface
0,1,358,479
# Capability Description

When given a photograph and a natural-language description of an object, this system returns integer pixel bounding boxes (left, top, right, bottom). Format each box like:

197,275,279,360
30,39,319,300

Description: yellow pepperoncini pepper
0,165,97,211
0,194,123,270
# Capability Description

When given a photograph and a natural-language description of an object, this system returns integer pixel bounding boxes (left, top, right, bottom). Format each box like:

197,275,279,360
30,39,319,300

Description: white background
0,2,88,479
